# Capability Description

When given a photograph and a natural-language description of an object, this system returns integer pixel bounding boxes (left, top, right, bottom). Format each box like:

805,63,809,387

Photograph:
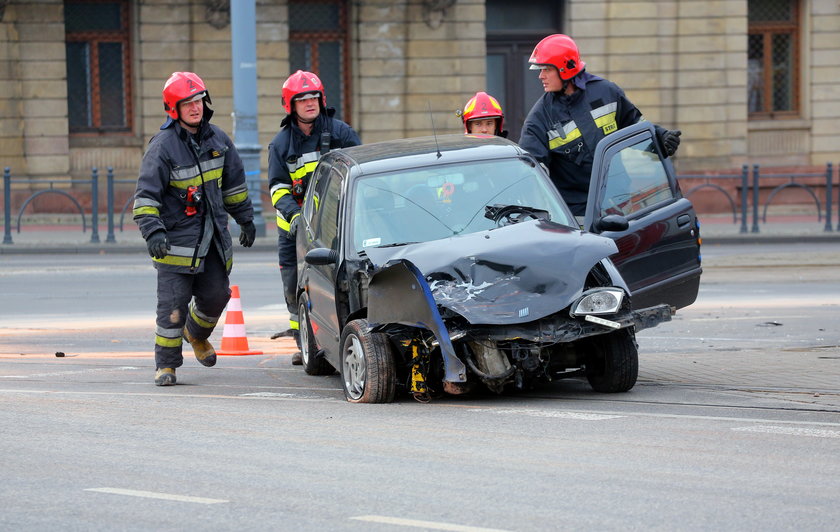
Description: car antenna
428,101,442,159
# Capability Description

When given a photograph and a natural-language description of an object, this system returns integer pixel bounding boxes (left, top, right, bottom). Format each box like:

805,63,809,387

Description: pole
3,167,12,244
90,167,100,243
106,166,116,242
751,164,760,233
230,0,265,237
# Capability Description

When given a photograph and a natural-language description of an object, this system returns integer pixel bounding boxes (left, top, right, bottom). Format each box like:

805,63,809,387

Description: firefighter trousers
154,242,231,369
278,232,300,349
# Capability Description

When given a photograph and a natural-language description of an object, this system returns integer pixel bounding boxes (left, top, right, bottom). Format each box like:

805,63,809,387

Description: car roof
329,134,531,176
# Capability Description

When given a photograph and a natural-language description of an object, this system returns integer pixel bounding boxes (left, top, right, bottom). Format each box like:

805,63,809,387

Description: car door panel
584,122,702,310
299,165,342,359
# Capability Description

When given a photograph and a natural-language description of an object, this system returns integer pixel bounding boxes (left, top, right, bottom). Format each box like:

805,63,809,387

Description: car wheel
585,328,638,393
298,294,334,376
339,319,396,403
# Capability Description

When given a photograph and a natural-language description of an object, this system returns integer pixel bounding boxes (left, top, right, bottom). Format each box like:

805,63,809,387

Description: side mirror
595,214,629,233
304,247,338,266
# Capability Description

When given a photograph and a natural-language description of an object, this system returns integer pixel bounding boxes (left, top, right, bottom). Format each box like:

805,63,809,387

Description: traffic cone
216,285,264,356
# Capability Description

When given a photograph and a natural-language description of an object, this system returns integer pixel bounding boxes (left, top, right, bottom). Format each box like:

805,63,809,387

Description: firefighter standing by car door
460,91,508,137
267,70,361,365
519,34,682,217
133,71,256,386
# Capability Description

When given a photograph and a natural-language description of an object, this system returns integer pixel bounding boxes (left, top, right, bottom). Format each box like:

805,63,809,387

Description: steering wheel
490,205,545,226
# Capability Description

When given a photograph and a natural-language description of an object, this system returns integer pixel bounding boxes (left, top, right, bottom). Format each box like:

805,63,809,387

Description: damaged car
295,122,701,403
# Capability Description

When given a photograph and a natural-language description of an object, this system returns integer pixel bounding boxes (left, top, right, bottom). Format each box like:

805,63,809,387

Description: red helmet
462,92,504,134
162,72,210,119
281,70,326,114
528,34,585,80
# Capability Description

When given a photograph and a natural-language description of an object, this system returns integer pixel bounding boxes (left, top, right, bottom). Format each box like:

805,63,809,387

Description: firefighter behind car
519,34,682,217
133,71,256,386
267,70,361,365
460,91,507,137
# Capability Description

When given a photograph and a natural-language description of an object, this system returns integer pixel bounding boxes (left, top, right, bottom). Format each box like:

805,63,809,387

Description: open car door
583,122,701,310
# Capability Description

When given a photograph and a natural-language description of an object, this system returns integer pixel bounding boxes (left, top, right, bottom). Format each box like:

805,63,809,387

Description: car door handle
677,214,691,227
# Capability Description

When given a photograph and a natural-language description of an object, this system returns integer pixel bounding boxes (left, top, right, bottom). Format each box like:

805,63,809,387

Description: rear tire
299,295,333,376
585,328,638,393
339,319,396,403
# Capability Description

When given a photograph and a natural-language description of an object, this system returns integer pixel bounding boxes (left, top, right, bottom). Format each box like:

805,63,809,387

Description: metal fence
678,162,837,234
3,162,839,244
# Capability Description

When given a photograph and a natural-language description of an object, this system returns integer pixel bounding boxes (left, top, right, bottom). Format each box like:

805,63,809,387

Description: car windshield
351,157,574,250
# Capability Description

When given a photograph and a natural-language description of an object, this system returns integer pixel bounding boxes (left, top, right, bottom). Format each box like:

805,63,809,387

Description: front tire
585,328,638,393
299,295,333,376
340,319,396,403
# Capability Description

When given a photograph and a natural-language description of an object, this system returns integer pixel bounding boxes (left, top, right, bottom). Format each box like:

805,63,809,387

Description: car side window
303,160,332,225
315,168,342,250
599,138,675,218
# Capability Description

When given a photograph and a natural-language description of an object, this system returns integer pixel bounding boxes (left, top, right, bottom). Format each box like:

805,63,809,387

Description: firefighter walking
267,70,360,365
133,71,256,386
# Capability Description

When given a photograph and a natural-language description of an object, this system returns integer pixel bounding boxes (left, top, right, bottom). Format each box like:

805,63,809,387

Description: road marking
350,515,511,532
240,392,299,398
84,487,228,504
732,425,840,439
0,366,141,379
482,408,623,420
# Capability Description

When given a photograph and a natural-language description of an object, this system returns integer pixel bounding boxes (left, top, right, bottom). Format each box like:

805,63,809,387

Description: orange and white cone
216,285,263,356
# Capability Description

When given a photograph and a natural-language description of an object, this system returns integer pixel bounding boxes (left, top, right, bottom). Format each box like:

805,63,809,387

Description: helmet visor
529,63,551,70
182,91,206,104
294,92,320,102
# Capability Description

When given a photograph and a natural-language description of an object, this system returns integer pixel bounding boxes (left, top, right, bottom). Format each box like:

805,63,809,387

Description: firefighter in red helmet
519,34,681,216
461,91,507,137
267,70,361,366
133,71,256,386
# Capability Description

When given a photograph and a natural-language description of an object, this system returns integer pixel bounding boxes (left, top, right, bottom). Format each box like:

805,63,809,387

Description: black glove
146,231,169,259
661,129,682,156
286,214,300,241
239,221,256,248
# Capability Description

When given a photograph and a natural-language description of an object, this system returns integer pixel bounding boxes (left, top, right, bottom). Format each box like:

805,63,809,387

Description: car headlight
571,288,625,316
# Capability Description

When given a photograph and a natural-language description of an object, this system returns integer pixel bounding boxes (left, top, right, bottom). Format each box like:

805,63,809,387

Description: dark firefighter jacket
519,71,666,210
133,111,254,274
267,109,360,233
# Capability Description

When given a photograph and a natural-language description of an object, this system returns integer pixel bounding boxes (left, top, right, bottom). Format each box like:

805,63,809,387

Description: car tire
339,319,396,403
585,328,638,393
299,294,334,376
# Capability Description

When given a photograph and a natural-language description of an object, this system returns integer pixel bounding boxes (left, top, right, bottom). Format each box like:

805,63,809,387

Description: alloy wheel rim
343,334,366,399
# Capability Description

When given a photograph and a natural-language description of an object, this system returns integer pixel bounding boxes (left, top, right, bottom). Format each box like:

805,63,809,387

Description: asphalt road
1,245,839,530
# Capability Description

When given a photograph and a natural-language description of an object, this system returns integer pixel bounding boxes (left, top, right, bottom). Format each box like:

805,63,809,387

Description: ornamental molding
422,0,456,29
204,0,230,30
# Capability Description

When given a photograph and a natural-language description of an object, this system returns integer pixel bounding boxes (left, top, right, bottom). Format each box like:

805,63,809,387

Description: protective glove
146,231,169,259
239,221,256,248
286,214,300,241
661,129,682,157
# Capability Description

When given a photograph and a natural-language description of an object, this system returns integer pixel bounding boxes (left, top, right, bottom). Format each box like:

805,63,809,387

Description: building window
289,0,350,123
748,0,799,119
64,0,132,133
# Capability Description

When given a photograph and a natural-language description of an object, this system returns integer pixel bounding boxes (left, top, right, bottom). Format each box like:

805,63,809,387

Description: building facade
1,0,837,209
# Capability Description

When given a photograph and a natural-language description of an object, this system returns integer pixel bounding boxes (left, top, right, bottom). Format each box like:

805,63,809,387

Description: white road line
84,487,228,504
350,515,511,532
239,392,299,398
482,408,623,420
0,366,141,379
732,425,840,439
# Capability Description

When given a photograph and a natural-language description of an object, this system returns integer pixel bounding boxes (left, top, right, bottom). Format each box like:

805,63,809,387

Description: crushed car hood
364,220,618,325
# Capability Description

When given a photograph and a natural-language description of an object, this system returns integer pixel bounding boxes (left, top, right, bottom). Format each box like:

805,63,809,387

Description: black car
296,122,701,403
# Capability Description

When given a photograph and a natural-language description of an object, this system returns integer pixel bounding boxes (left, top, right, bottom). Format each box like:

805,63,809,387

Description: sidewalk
2,212,840,255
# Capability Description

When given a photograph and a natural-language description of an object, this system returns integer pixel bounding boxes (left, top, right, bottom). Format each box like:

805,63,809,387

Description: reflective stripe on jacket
267,110,360,233
133,118,254,274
